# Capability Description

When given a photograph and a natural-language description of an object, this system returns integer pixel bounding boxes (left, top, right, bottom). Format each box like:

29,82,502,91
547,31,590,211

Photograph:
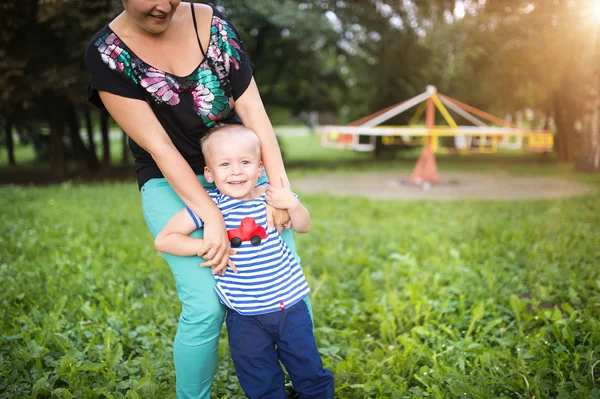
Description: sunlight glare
593,2,600,20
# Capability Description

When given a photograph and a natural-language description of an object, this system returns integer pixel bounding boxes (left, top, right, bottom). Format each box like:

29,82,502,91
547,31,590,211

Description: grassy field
1,139,599,398
0,132,580,178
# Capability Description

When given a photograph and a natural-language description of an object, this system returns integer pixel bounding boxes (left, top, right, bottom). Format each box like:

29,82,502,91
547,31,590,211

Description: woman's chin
140,16,171,34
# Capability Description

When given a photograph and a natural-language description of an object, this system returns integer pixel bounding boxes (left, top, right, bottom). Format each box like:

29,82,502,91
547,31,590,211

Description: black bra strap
190,3,206,57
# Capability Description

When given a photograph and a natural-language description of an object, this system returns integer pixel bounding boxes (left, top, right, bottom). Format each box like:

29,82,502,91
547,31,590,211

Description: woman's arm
235,78,291,232
99,92,232,270
235,78,286,188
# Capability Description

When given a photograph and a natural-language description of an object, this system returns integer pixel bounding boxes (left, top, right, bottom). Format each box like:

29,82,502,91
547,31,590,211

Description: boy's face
204,132,263,200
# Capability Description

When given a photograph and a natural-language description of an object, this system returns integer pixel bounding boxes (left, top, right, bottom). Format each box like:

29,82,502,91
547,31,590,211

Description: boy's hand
265,176,299,211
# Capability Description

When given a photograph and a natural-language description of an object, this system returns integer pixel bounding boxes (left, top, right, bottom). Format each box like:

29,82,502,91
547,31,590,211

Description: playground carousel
319,86,554,185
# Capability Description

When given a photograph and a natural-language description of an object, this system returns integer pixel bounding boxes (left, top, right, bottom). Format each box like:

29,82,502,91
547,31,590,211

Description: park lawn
0,133,565,174
0,166,599,398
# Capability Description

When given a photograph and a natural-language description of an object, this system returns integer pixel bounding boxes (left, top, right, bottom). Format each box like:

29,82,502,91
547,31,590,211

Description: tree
3,118,15,166
216,0,346,117
0,0,117,178
576,16,600,172
443,0,597,165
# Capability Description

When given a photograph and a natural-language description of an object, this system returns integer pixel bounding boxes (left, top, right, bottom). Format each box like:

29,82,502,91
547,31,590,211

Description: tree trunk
121,129,129,165
67,102,91,175
49,115,66,181
84,106,97,155
100,108,110,170
552,92,576,162
543,104,551,131
576,64,600,172
4,117,16,166
15,124,29,146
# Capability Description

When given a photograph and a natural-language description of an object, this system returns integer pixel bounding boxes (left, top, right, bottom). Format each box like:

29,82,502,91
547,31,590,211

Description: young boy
155,124,334,399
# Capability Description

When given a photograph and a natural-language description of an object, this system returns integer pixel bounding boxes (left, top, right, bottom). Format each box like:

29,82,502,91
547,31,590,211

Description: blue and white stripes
186,188,310,315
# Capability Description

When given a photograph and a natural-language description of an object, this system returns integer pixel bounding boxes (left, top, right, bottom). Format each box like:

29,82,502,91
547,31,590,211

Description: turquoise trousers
141,174,312,399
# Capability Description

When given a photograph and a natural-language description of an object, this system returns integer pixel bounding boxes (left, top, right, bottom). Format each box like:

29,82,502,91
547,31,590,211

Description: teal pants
141,174,312,399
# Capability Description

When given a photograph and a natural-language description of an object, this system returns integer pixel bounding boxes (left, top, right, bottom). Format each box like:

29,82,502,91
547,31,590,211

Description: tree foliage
1,0,599,174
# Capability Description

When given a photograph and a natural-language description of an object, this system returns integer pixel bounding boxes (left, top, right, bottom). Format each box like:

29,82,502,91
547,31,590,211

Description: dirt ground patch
292,171,594,200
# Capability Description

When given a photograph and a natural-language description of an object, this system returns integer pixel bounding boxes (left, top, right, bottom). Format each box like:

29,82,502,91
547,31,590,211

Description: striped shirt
186,187,311,315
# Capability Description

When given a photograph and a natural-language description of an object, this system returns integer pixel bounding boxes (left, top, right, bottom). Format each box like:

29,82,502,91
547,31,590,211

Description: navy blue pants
226,300,334,399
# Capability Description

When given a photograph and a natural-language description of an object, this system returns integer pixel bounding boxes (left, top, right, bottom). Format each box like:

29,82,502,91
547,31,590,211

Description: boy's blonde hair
201,123,261,164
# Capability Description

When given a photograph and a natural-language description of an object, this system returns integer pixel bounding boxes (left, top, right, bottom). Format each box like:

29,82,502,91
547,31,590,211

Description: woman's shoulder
85,25,122,72
191,4,240,47
209,6,241,34
86,25,112,54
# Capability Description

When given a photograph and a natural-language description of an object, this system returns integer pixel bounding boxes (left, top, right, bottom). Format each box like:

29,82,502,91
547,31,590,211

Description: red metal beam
438,93,517,128
347,100,406,126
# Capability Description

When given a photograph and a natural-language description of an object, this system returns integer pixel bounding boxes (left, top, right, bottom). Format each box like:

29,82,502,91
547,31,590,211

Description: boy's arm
155,208,238,275
265,177,311,233
154,208,205,256
286,200,311,233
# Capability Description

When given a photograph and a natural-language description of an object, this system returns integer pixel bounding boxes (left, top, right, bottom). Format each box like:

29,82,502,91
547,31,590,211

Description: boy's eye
241,160,250,165
220,162,229,167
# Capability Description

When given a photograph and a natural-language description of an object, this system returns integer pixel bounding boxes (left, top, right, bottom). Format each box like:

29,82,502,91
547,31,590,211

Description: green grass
280,136,600,188
1,136,600,398
0,132,361,170
0,133,580,181
0,144,40,169
1,176,600,398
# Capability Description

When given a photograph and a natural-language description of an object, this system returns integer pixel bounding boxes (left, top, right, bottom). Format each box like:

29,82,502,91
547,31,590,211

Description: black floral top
85,5,254,189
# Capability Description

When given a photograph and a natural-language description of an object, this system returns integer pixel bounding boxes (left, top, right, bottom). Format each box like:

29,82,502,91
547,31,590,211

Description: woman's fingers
199,243,237,275
271,206,291,234
211,263,226,276
214,249,228,273
196,242,209,258
266,205,275,232
200,244,226,267
202,246,218,262
228,257,238,274
207,253,237,276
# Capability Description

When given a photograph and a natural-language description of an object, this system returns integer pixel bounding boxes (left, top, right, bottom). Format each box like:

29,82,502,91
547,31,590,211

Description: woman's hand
265,176,298,210
196,212,238,275
265,176,294,233
266,204,292,234
200,247,237,276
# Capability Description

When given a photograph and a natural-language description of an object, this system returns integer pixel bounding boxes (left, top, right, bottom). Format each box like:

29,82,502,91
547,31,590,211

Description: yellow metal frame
322,90,553,154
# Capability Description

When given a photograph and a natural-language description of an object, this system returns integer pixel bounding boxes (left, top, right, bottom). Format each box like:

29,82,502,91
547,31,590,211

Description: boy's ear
204,166,214,183
258,161,263,177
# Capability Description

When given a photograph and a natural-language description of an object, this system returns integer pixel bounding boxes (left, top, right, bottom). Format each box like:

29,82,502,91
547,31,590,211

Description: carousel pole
410,86,440,184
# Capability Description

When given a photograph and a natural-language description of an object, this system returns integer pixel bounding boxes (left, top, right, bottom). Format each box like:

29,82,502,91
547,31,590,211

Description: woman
85,1,310,397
